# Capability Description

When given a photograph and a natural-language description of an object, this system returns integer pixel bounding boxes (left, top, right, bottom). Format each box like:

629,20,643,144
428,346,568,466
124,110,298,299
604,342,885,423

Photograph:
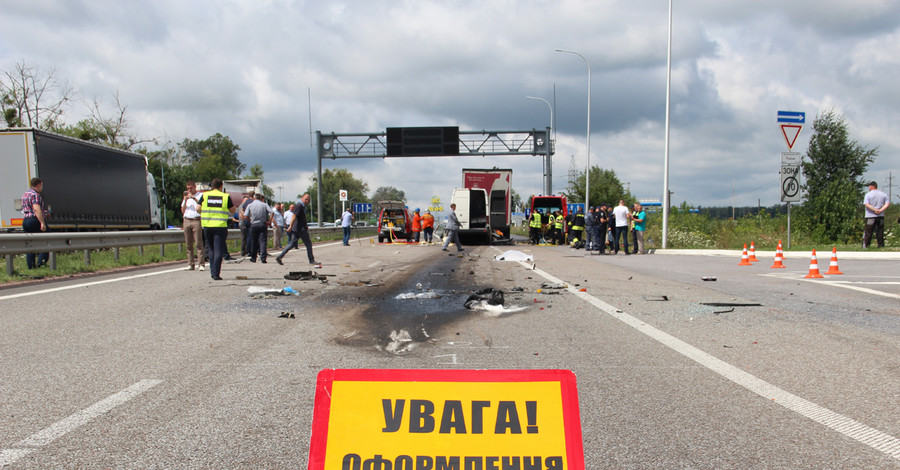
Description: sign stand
777,111,805,249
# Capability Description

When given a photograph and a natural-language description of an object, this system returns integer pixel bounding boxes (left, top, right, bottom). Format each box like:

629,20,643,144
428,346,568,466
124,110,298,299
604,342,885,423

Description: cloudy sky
2,0,899,216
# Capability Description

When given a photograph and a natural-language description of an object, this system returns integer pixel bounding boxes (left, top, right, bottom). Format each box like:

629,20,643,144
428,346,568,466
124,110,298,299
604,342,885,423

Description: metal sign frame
314,128,553,225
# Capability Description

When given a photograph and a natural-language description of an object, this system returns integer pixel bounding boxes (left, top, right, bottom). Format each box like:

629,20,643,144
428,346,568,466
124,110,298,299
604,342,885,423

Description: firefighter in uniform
200,178,235,280
529,209,543,245
569,208,585,248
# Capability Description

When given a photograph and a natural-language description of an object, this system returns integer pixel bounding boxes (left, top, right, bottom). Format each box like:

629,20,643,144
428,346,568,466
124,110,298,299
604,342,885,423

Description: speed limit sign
339,189,348,201
780,165,801,202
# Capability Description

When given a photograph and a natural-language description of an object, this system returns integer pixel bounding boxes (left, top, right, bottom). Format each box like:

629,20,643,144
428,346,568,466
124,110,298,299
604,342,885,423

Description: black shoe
441,248,448,251
249,259,256,263
260,259,267,264
458,248,464,252
275,257,283,265
212,275,223,280
309,260,319,265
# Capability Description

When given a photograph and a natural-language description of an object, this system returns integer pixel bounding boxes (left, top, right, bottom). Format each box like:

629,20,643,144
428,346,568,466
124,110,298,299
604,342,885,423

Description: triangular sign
780,124,802,150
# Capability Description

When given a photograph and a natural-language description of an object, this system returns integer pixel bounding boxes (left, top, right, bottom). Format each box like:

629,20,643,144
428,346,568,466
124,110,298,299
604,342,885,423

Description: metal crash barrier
1,226,375,275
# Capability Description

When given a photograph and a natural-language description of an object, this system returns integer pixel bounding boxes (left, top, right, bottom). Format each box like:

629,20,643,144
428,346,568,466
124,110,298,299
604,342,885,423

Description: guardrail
1,226,376,275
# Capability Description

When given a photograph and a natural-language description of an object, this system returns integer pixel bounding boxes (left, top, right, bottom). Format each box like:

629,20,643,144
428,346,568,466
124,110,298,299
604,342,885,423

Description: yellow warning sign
308,369,583,469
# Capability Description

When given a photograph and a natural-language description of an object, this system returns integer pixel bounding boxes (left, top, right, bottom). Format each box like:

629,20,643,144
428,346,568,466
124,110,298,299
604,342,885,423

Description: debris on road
540,282,567,289
277,312,296,318
395,291,442,300
700,302,762,307
248,286,301,298
645,295,669,301
493,250,534,262
701,276,717,281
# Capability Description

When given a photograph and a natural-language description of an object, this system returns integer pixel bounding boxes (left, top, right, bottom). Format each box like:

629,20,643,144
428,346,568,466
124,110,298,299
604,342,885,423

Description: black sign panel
386,127,459,156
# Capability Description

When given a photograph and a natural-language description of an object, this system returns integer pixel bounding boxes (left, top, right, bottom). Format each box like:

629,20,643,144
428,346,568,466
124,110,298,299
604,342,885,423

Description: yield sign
780,124,802,151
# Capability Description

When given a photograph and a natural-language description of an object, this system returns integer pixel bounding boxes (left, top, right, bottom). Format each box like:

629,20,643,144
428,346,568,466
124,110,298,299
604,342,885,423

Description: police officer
597,204,610,254
200,178,235,280
584,206,597,251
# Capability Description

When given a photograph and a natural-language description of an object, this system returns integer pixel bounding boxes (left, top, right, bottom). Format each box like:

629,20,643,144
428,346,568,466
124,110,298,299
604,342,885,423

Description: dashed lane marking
0,380,162,467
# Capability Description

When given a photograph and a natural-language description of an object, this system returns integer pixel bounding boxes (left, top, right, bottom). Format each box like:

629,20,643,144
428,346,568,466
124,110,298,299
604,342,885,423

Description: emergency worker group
528,202,647,255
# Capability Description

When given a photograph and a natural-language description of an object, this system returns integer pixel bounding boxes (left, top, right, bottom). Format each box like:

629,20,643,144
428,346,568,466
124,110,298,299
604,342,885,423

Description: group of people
410,208,436,244
529,200,647,254
181,181,318,280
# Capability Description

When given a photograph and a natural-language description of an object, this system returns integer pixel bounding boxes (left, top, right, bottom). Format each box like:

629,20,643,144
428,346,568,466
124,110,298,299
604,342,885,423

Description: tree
180,133,244,178
564,166,632,207
800,110,877,243
0,60,75,128
306,169,370,223
371,186,406,204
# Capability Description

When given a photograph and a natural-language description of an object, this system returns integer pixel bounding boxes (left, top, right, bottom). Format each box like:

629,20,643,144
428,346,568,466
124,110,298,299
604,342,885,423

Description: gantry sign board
308,369,584,469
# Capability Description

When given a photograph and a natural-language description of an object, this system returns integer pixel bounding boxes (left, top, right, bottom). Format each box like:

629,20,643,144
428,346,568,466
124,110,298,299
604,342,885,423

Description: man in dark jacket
275,193,318,265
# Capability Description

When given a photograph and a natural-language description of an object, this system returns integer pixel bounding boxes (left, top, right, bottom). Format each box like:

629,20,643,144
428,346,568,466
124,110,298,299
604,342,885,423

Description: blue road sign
777,111,805,123
353,203,372,214
567,203,585,214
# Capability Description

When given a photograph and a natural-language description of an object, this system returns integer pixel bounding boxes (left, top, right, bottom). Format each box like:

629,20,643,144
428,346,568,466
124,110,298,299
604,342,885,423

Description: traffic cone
804,249,824,278
748,241,760,262
825,247,843,275
770,244,785,269
738,244,753,266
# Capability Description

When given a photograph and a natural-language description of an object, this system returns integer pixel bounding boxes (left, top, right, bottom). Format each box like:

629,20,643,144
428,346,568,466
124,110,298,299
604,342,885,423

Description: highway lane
1,241,898,468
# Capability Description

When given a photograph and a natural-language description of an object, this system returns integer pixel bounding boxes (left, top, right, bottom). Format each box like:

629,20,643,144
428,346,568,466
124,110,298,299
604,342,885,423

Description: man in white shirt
341,207,354,246
863,181,889,248
181,181,205,270
611,200,631,255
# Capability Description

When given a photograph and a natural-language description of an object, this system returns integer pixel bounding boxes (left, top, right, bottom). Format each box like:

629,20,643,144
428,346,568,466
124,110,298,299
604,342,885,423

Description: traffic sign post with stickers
777,111,804,248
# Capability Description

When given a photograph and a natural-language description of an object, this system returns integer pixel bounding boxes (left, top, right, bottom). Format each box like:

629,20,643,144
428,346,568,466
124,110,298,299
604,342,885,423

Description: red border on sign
308,369,584,469
780,124,802,151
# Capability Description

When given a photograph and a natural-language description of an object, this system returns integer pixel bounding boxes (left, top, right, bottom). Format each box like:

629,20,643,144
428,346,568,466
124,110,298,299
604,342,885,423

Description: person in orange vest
411,208,423,243
421,210,435,244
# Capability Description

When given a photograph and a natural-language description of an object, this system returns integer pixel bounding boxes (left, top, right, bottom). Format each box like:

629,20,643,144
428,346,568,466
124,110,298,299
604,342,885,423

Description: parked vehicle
449,187,490,244
0,128,161,231
377,201,412,243
450,168,513,243
530,194,569,240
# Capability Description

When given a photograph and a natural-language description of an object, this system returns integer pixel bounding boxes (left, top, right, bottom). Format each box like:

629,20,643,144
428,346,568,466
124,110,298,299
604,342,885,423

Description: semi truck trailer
0,128,162,231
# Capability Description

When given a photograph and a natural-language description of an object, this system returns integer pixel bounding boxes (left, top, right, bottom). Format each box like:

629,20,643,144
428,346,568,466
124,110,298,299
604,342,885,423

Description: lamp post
526,96,554,195
662,0,673,248
555,48,591,212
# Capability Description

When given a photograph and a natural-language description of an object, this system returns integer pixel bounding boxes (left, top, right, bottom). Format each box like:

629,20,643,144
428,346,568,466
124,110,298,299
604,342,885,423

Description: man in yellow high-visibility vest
200,178,235,280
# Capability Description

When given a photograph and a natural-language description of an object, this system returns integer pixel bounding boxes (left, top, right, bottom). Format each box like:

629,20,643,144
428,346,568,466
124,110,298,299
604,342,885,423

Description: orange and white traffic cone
825,247,843,275
804,249,824,278
738,244,753,266
770,244,785,269
748,241,759,262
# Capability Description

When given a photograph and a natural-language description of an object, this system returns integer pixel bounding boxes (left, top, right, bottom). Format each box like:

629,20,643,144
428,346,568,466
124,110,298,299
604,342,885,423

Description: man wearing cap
863,181,889,248
411,208,423,243
422,210,435,244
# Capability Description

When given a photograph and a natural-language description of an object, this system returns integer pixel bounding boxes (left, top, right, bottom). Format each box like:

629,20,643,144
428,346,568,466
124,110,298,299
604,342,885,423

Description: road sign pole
787,202,791,250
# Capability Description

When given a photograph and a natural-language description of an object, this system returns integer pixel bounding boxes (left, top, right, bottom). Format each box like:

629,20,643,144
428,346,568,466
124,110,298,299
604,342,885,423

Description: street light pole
662,0,673,248
526,96,554,195
555,49,591,212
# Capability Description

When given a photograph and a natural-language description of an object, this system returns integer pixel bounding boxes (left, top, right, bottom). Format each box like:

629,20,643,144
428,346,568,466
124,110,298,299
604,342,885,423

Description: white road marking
0,268,186,301
515,258,900,461
760,273,900,300
1,237,361,302
0,380,162,467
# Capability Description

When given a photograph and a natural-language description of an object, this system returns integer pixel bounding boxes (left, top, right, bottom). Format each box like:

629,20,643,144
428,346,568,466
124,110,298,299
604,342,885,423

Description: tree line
4,62,886,242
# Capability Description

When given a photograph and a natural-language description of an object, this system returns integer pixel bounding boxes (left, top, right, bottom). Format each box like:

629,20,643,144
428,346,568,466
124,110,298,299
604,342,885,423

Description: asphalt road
1,238,898,468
